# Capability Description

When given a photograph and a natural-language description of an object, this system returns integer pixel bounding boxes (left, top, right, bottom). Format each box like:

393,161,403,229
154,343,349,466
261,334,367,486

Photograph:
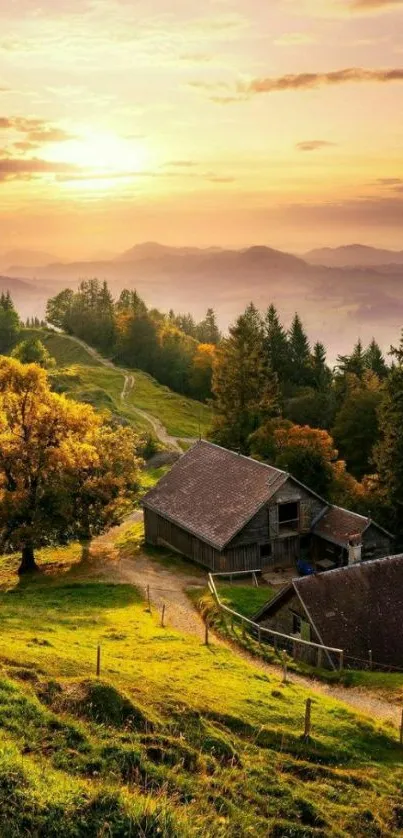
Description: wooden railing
208,570,344,671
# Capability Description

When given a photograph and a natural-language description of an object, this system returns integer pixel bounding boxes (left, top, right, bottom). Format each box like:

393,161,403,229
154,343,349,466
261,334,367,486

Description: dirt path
62,333,194,452
89,516,401,727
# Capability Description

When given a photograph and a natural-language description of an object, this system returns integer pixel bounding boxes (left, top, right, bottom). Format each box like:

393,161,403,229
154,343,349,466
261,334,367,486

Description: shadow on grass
0,579,141,619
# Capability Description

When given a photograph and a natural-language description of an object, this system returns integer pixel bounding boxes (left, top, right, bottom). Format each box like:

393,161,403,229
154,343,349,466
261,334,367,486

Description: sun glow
46,131,149,175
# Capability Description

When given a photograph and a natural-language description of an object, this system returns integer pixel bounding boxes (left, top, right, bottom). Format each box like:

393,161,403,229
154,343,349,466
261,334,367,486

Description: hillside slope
0,534,402,836
23,329,211,444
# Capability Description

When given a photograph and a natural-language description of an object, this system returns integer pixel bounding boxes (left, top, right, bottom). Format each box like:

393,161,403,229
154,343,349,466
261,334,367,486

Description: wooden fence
208,569,344,671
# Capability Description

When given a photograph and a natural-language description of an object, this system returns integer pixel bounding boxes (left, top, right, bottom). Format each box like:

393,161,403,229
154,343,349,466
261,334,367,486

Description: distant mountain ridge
305,244,403,267
2,241,403,361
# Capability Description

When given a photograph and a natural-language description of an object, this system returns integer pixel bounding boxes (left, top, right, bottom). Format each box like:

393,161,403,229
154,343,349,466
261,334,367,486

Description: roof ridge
294,552,403,585
330,504,369,522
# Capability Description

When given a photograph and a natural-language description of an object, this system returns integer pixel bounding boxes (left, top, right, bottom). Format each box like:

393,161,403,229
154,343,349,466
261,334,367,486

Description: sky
1,0,403,258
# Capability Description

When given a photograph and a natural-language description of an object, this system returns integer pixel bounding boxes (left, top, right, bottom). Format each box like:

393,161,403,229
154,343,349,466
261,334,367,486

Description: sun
45,130,148,175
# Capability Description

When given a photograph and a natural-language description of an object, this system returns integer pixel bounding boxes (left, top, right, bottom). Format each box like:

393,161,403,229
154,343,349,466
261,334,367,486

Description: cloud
192,67,403,102
296,140,337,151
0,157,78,182
0,117,74,146
350,0,403,10
376,177,403,185
237,67,403,97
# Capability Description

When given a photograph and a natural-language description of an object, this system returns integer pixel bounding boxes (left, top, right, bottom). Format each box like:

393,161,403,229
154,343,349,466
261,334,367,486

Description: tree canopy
0,358,141,573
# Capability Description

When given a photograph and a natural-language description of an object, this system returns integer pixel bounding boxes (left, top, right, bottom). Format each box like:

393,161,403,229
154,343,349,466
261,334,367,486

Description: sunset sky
1,0,403,257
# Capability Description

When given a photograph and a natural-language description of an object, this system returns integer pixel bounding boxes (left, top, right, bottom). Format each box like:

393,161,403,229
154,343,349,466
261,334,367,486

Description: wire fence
208,570,344,671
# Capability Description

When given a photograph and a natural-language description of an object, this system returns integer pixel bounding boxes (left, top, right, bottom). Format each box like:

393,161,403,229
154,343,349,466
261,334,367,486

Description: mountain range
2,242,403,360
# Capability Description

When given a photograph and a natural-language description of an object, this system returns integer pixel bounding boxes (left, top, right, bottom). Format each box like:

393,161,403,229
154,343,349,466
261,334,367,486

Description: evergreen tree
0,292,20,353
374,356,403,542
336,339,366,379
263,304,291,383
288,313,312,385
311,342,332,390
196,308,221,345
211,303,279,453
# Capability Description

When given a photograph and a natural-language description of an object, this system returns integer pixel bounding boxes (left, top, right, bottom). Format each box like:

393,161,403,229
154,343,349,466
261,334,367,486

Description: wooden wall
144,476,329,573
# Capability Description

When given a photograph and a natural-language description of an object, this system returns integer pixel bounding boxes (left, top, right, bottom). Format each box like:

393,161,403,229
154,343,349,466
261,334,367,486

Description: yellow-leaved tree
0,358,142,574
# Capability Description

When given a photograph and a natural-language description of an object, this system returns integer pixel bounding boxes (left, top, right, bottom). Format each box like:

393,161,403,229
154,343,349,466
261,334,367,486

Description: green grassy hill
22,329,212,440
0,535,401,836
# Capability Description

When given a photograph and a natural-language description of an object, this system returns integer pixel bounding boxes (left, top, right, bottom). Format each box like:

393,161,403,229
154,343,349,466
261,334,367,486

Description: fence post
161,604,166,628
282,658,288,684
205,620,210,646
303,698,312,741
339,649,344,671
368,649,373,671
96,644,101,677
400,709,403,746
147,585,151,613
317,647,323,669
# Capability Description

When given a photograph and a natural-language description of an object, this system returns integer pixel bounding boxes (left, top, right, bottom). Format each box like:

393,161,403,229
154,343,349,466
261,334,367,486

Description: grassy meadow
23,328,212,439
0,532,402,836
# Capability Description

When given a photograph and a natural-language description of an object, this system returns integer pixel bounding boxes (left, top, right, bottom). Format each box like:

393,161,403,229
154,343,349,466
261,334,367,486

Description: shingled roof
142,440,289,550
255,554,403,668
312,506,370,547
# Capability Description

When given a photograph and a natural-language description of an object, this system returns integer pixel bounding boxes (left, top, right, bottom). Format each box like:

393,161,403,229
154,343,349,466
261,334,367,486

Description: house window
292,612,311,640
278,501,299,533
260,543,272,559
292,613,302,635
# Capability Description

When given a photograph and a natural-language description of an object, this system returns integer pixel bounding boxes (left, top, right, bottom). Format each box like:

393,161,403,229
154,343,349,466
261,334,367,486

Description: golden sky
1,0,403,257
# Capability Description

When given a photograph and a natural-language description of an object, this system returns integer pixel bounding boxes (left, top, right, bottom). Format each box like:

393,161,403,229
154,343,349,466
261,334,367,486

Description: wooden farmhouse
143,441,393,573
253,554,403,670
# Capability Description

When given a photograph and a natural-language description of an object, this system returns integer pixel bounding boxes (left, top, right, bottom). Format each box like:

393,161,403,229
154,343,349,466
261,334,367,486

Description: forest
2,283,403,546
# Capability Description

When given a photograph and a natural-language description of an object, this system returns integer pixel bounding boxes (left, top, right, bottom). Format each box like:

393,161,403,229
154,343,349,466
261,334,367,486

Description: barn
253,554,403,670
142,440,393,573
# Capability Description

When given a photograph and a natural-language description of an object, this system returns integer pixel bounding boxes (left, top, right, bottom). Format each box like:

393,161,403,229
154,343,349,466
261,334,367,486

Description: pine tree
364,338,387,378
211,303,279,453
263,304,290,383
196,309,221,345
337,339,366,379
311,341,331,389
288,313,311,385
374,361,403,542
0,292,20,353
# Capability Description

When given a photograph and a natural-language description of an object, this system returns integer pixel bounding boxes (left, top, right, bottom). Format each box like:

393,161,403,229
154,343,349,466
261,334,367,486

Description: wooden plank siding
144,476,328,573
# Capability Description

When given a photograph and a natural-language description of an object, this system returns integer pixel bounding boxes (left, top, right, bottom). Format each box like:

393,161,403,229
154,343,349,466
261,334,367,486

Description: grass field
0,533,402,836
23,329,212,439
216,582,275,617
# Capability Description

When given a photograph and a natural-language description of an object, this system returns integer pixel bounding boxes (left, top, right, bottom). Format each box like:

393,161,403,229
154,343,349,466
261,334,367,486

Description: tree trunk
18,544,39,575
80,538,92,562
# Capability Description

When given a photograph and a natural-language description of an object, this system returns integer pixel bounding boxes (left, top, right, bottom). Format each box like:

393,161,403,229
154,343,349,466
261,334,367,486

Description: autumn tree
211,304,279,453
250,421,338,497
0,358,141,574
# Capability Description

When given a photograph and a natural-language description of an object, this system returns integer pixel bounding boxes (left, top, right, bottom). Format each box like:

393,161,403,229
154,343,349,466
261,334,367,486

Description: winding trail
90,513,402,728
62,333,194,452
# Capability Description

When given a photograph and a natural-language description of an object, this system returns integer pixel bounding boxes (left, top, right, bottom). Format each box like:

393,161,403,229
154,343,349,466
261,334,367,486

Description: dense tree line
46,281,220,401
210,302,403,542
